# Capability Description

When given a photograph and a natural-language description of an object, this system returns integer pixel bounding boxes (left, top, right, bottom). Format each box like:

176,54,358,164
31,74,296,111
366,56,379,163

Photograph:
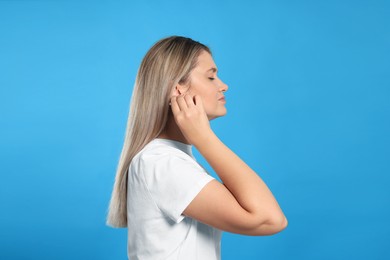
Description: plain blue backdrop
1,0,389,259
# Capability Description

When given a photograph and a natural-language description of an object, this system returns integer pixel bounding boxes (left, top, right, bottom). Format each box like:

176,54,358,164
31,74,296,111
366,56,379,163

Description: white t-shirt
127,138,222,260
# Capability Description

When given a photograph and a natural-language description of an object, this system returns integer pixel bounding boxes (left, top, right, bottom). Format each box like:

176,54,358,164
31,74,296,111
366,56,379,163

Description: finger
194,95,205,111
170,96,180,114
184,94,195,107
176,94,188,111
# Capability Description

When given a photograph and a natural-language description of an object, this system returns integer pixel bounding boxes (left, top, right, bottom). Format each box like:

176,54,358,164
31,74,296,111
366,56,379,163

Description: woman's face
186,51,229,120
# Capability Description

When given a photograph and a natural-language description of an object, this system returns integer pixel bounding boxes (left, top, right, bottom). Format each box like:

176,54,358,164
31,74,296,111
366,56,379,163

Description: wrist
192,130,218,150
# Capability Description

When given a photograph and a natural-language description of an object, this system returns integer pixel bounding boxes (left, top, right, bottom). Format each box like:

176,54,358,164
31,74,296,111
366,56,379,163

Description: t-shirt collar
154,138,193,157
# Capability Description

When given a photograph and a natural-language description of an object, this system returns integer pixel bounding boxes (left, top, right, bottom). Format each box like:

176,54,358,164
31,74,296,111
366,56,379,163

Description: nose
219,80,228,93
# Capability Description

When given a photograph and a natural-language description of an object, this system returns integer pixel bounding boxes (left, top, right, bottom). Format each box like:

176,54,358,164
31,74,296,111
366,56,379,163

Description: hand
170,94,213,146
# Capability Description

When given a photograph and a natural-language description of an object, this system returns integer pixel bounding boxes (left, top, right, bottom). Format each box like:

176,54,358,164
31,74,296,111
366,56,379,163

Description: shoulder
131,140,193,168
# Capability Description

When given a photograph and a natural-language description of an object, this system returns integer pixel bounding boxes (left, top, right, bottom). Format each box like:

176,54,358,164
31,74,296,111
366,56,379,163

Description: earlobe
176,85,183,95
173,83,188,96
170,85,181,97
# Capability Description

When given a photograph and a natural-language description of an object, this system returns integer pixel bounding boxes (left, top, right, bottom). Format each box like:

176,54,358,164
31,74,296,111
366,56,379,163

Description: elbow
249,214,288,236
278,216,288,231
265,214,288,234
276,214,288,229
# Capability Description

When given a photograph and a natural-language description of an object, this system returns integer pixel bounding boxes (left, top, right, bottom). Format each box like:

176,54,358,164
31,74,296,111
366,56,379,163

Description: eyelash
208,77,215,81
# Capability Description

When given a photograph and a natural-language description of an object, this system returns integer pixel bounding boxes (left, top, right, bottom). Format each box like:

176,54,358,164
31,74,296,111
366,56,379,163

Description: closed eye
208,77,215,81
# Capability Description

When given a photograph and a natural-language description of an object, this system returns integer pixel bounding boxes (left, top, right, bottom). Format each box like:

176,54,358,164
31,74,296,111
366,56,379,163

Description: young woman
107,36,288,260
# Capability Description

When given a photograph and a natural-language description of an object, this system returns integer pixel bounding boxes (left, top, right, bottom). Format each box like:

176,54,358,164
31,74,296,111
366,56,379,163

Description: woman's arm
171,94,288,235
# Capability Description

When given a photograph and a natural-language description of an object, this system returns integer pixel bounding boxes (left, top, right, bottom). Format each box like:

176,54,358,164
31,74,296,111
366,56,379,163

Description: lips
218,96,226,102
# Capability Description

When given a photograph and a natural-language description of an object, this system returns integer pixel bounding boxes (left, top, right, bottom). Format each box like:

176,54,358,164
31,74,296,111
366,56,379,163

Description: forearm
195,132,286,224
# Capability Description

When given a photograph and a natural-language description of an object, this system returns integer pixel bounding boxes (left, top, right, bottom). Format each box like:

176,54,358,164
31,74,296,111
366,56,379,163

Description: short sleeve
139,151,214,223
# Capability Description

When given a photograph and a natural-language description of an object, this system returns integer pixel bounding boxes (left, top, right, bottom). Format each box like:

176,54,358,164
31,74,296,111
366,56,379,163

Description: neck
157,115,190,145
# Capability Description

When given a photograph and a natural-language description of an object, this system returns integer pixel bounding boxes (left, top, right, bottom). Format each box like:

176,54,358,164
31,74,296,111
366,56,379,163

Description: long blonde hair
107,36,211,227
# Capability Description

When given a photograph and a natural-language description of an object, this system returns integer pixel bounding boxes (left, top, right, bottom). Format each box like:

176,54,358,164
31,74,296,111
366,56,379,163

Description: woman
107,36,288,259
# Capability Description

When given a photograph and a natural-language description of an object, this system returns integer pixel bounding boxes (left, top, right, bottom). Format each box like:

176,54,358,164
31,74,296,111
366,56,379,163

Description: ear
171,83,188,96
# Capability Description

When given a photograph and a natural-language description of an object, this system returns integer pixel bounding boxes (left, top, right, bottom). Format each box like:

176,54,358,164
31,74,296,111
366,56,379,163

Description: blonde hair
107,36,211,227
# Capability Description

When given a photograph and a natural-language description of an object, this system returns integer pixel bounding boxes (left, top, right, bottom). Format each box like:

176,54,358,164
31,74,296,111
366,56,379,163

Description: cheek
189,79,218,109
203,94,219,114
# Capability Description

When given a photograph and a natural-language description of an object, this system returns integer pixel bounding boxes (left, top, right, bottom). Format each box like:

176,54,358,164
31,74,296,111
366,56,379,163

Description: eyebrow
207,67,218,73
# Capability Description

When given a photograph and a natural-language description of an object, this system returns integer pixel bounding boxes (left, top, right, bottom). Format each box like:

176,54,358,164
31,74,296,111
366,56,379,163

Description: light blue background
1,0,389,259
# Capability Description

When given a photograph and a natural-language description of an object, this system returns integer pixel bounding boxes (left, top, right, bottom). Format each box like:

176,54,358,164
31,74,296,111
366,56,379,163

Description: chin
208,110,227,121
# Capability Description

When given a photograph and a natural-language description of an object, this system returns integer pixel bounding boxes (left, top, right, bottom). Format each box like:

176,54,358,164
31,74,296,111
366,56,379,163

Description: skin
159,51,228,143
158,51,288,236
183,51,228,120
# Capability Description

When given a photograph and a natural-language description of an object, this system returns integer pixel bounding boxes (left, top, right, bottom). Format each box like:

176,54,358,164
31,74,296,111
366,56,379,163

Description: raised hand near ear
170,93,288,237
170,94,213,146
